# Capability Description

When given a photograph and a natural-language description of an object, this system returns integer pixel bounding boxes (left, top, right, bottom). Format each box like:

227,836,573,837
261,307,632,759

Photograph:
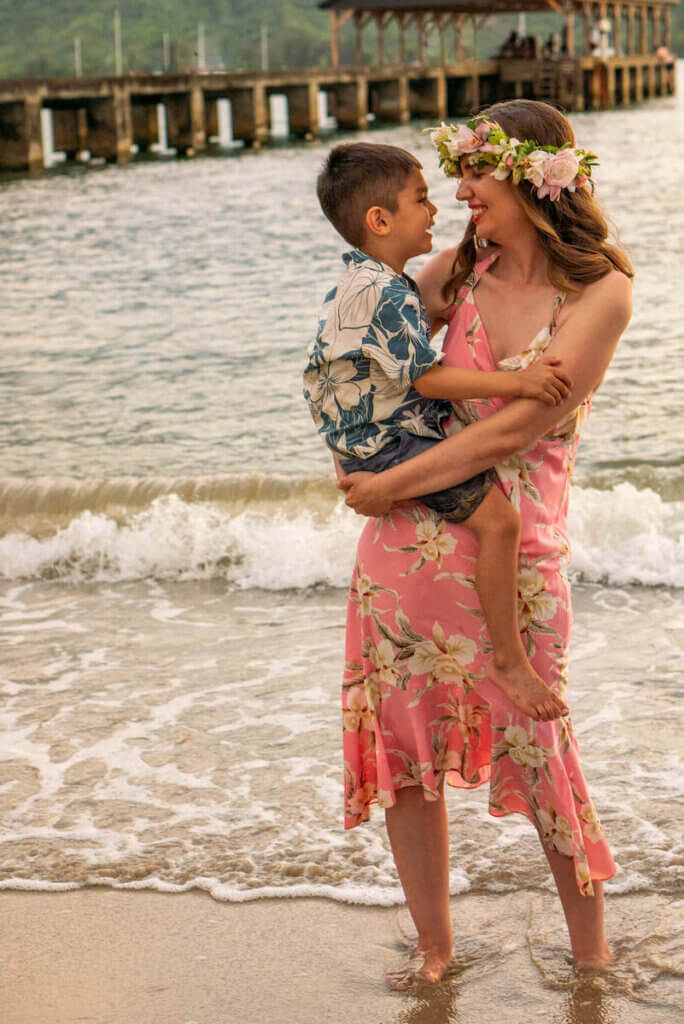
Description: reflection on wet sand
396,984,460,1024
383,889,684,1024
564,975,614,1024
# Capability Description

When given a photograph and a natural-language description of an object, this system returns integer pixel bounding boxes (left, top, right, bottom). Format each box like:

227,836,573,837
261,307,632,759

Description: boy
303,142,569,721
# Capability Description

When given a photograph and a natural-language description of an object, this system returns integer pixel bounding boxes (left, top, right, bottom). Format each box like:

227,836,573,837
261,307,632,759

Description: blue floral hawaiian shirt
303,249,451,460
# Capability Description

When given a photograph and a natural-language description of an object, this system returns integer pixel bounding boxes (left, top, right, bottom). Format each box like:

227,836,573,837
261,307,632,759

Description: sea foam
568,482,684,588
0,480,682,589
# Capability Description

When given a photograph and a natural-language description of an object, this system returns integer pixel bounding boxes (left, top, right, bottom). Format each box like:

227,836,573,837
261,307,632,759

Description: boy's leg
465,487,569,722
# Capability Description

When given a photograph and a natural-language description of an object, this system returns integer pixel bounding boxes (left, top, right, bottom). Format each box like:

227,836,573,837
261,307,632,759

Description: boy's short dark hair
316,142,422,248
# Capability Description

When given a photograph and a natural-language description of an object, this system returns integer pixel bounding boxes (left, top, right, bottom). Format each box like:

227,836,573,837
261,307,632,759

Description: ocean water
1,74,683,1007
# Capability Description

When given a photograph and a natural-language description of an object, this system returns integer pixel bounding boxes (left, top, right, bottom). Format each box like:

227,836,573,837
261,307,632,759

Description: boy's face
388,167,438,261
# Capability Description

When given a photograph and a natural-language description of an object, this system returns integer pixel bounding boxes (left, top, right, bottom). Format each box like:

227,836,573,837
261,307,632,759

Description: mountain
0,1,330,77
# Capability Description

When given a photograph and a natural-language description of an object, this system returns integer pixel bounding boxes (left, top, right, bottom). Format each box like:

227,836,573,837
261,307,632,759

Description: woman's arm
415,247,459,337
340,272,632,516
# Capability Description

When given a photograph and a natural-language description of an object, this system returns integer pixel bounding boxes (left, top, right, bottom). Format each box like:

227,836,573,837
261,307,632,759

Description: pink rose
536,183,562,201
474,122,491,140
445,123,481,157
543,149,580,189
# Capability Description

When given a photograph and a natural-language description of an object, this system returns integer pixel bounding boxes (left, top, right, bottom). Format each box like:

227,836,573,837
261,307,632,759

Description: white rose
523,150,551,189
430,122,452,146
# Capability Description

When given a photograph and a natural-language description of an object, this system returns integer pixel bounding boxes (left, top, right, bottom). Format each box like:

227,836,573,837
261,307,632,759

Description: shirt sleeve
359,281,440,387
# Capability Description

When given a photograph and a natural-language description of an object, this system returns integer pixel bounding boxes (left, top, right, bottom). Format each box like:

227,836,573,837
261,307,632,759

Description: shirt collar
342,248,418,292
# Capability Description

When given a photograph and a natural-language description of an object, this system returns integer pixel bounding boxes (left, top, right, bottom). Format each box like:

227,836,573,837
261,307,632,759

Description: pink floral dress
342,253,617,895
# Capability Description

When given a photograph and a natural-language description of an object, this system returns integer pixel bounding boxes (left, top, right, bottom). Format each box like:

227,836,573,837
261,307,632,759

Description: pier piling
205,97,220,141
85,88,132,163
324,79,368,130
227,84,269,146
409,74,447,120
0,93,43,170
165,86,206,155
131,102,159,152
283,83,320,137
190,84,207,152
369,76,410,124
52,107,88,158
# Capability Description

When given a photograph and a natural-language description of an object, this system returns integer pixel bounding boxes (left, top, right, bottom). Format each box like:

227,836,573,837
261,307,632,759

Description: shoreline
2,888,682,1024
1,580,682,906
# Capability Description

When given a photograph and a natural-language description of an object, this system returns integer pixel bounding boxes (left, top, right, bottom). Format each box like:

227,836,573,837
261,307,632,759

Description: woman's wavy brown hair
444,99,633,302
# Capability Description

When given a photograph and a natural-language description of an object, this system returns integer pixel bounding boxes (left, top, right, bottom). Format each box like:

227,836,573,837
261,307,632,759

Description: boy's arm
413,358,573,407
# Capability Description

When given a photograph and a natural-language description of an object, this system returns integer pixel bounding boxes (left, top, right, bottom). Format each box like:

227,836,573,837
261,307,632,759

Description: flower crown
430,117,598,202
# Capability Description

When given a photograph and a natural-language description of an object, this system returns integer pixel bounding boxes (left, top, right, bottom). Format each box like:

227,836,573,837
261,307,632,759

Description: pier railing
0,54,674,171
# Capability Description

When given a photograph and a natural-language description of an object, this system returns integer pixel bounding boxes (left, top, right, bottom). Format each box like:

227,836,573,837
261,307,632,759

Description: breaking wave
1,475,682,589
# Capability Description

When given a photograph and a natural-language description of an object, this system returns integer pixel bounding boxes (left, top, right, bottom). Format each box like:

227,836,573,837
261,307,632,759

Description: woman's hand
515,356,573,405
338,471,394,517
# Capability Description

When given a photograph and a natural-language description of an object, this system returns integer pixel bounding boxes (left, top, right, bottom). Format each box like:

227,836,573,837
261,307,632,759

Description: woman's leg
384,783,453,984
543,847,614,968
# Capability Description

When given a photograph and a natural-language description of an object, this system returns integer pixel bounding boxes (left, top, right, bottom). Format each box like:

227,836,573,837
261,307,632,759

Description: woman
338,100,633,988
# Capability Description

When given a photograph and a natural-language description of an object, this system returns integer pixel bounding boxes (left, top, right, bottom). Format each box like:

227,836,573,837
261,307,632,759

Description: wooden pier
0,0,677,171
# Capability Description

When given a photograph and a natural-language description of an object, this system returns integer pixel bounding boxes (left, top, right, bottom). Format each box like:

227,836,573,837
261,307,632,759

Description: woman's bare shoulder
555,269,632,370
580,269,632,305
577,270,632,327
587,268,632,296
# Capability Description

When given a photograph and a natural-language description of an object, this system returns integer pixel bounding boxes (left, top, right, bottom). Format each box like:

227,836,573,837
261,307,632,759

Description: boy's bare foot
488,659,569,721
385,946,453,991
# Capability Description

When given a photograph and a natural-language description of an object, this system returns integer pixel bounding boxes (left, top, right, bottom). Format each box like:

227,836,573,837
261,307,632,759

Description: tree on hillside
0,1,681,78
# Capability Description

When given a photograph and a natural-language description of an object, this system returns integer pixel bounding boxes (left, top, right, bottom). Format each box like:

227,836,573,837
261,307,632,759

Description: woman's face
455,165,528,244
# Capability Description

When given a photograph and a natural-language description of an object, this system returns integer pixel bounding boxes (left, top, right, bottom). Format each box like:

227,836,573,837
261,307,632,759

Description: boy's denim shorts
339,433,496,524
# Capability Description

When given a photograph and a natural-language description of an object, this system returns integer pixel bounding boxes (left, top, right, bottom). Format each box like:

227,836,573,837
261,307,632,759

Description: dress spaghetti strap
550,291,566,335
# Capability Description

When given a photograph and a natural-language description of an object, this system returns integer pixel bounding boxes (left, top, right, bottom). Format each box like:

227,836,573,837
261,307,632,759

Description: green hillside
0,1,681,79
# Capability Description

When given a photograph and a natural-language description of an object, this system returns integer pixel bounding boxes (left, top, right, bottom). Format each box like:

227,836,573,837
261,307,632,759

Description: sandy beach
2,79,683,1024
2,888,683,1024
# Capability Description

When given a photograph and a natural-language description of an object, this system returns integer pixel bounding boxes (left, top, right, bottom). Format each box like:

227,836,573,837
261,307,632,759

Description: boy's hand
516,356,573,405
338,472,394,518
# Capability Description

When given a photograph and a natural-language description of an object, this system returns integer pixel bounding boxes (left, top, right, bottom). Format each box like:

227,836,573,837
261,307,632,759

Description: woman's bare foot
385,946,453,991
573,945,616,971
488,659,569,721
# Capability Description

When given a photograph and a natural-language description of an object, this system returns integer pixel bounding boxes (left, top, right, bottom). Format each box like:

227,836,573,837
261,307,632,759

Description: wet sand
2,888,682,1024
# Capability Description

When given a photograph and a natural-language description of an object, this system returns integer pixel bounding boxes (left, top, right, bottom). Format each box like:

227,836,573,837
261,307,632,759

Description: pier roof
319,1,570,11
319,0,680,9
